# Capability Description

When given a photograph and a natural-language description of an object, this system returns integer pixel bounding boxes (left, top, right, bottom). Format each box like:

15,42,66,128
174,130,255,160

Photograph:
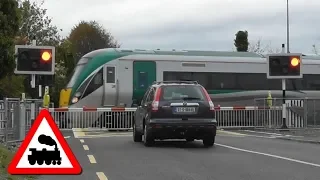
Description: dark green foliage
0,0,20,79
18,0,61,46
68,20,120,63
234,30,249,52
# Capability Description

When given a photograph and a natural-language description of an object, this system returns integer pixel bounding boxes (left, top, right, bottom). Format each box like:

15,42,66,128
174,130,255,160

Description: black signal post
266,51,303,129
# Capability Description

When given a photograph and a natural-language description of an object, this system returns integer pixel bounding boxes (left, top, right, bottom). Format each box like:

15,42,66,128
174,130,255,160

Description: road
41,130,320,180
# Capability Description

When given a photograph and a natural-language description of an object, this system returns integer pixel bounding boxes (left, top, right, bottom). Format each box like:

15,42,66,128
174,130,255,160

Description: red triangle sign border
7,109,82,175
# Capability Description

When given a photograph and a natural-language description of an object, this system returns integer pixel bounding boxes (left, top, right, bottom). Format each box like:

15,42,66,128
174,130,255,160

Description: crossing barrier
2,97,319,143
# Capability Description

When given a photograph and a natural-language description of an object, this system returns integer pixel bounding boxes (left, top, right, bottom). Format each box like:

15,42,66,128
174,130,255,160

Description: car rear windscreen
160,85,206,101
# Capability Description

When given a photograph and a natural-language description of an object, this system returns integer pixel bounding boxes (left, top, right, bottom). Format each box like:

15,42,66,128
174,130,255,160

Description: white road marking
216,143,320,168
218,130,247,136
64,136,70,139
243,130,284,136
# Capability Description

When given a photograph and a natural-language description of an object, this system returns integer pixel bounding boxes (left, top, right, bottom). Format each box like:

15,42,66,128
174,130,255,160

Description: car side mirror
132,99,140,107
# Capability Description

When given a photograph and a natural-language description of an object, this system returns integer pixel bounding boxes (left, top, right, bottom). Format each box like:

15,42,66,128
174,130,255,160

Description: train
58,48,320,127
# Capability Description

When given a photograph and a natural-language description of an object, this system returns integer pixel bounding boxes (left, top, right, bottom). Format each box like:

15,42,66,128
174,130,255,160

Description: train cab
59,49,118,108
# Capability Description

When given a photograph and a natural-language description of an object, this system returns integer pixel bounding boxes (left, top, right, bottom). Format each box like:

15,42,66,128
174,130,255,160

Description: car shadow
143,140,214,149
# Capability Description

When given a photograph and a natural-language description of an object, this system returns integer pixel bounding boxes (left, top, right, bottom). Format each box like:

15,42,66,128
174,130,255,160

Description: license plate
175,107,196,113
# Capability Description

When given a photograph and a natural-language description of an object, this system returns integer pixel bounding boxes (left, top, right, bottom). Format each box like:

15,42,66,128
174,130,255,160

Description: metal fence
254,97,320,128
2,97,320,143
43,106,285,130
0,98,53,143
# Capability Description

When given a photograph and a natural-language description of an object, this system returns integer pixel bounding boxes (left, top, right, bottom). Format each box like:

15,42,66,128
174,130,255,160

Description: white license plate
175,107,196,113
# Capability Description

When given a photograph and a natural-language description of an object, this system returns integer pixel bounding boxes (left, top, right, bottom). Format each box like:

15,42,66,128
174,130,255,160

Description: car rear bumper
146,118,217,140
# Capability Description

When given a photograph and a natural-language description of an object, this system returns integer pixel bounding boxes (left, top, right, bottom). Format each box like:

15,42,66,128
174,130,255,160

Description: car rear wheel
143,124,154,147
203,136,215,147
133,123,142,142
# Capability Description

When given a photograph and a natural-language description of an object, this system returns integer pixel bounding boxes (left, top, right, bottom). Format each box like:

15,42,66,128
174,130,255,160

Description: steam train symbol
28,134,62,165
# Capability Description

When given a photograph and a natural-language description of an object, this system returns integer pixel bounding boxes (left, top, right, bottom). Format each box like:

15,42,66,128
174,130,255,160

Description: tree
312,44,319,55
49,39,76,106
0,0,20,79
18,0,62,46
0,76,25,98
234,30,249,52
248,39,281,54
68,20,120,63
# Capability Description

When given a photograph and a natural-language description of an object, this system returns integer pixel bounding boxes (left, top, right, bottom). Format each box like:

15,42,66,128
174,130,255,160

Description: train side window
211,73,237,89
138,71,148,88
163,71,210,89
106,66,115,83
81,68,103,99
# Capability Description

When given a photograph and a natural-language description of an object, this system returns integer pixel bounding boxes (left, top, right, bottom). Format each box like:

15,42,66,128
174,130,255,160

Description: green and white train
59,48,320,109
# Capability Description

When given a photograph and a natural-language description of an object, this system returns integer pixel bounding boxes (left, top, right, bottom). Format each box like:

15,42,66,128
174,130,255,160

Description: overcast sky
39,0,319,54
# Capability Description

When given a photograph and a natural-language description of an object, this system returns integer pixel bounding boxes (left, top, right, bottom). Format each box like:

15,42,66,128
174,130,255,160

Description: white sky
36,0,319,53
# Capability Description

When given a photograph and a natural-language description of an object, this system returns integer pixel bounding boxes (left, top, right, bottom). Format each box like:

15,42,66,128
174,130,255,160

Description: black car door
141,87,156,123
135,87,151,131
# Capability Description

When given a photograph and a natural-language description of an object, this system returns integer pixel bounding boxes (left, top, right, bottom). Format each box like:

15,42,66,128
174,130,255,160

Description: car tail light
152,87,162,111
201,87,214,111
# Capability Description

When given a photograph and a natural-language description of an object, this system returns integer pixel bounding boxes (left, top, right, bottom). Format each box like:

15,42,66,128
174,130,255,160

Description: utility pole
286,0,290,53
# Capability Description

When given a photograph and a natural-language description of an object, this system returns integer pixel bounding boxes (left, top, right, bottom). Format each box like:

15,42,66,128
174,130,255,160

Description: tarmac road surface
39,130,320,180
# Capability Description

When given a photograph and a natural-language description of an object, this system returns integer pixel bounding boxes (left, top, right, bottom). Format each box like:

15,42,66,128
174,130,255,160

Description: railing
43,106,284,130
0,98,53,143
2,97,319,143
254,97,320,128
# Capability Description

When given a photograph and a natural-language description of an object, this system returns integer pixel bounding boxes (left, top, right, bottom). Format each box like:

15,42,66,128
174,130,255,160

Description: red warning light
290,57,299,67
41,51,51,62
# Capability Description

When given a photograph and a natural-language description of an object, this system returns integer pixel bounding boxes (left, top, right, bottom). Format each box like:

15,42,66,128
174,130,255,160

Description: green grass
0,144,38,180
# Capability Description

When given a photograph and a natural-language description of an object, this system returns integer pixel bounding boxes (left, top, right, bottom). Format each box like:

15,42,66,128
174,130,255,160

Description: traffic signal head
41,50,52,62
14,45,55,75
267,53,302,79
290,57,300,67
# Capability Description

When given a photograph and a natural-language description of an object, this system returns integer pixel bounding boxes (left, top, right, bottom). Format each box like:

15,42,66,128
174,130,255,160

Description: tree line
0,0,120,106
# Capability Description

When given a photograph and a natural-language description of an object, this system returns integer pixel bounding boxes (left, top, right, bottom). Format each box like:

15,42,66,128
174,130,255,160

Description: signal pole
30,38,36,89
286,0,290,53
281,44,288,129
30,37,36,128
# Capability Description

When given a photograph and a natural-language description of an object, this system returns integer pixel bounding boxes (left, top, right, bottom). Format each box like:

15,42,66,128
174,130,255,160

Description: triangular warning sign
8,109,82,175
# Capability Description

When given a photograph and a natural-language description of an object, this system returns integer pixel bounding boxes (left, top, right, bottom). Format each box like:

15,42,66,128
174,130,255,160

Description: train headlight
71,97,78,103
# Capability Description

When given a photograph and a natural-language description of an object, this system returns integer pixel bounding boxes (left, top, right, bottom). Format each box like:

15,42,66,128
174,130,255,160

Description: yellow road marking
96,172,108,180
88,155,97,163
80,139,84,143
72,128,86,138
83,145,89,150
217,130,247,136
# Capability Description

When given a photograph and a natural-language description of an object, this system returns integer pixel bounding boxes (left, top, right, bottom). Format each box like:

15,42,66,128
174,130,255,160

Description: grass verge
0,144,38,180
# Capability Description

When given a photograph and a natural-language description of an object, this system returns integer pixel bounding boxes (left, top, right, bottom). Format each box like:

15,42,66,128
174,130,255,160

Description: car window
141,87,151,105
160,85,205,101
146,88,155,102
